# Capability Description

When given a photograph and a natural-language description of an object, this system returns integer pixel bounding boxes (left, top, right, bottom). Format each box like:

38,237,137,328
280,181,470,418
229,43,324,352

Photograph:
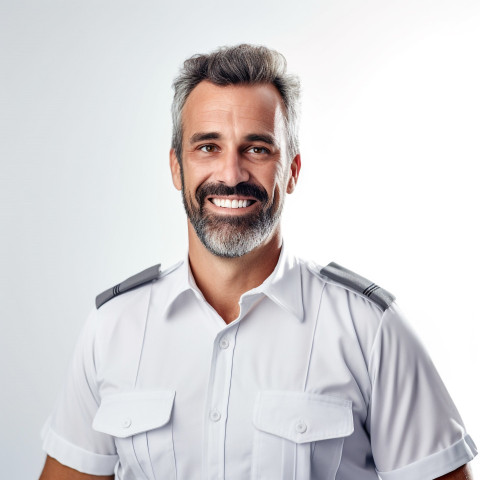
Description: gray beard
182,190,282,258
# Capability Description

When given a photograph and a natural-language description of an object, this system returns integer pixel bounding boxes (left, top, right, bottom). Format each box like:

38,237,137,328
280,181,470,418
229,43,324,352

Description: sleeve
367,303,477,480
41,308,119,475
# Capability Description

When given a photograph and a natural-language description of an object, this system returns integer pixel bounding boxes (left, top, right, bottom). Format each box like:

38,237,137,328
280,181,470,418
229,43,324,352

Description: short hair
171,44,301,164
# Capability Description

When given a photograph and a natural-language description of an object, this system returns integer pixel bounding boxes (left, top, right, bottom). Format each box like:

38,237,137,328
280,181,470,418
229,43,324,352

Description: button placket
209,409,221,422
204,324,239,479
219,337,230,349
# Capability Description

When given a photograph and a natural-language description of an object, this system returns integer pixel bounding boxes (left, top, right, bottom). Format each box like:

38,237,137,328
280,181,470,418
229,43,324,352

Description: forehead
182,81,286,138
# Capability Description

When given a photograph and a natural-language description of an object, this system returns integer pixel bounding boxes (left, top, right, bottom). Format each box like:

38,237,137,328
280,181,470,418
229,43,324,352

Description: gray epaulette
96,264,162,309
320,262,395,311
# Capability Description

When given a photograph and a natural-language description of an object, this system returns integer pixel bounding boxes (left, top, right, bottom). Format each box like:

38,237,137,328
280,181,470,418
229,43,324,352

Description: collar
254,245,304,322
161,245,304,323
160,253,198,318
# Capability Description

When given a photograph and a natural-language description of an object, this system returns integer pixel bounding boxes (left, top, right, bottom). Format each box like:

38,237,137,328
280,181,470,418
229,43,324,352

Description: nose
215,149,250,186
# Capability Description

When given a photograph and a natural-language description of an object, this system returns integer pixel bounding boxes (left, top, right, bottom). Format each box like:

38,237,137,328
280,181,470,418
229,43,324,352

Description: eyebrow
189,131,279,148
189,132,221,144
244,133,278,148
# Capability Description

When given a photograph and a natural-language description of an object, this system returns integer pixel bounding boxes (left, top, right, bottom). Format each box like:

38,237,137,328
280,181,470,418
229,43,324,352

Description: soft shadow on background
0,0,478,477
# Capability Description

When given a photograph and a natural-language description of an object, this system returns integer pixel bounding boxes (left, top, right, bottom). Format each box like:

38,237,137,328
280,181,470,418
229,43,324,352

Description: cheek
182,161,212,191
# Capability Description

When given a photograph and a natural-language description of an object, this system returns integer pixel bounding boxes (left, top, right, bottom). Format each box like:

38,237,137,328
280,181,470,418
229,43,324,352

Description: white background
1,0,478,478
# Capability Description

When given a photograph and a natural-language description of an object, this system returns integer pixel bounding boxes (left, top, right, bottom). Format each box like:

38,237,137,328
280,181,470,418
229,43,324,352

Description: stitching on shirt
133,282,154,388
302,280,326,392
145,433,157,480
89,309,104,407
131,434,149,479
365,308,388,428
223,323,241,478
170,419,178,480
344,291,372,414
367,308,388,390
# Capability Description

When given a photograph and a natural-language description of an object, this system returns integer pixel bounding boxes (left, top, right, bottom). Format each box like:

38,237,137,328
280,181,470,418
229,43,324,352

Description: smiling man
40,44,476,480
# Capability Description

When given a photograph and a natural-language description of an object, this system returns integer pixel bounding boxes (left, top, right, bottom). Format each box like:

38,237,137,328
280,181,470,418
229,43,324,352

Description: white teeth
211,198,252,208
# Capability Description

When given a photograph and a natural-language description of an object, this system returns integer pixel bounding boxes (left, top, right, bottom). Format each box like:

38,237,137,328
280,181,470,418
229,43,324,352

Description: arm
39,456,114,480
436,464,474,479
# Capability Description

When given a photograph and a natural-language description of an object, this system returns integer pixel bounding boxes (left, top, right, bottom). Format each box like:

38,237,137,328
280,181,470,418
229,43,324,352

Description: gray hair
171,44,301,164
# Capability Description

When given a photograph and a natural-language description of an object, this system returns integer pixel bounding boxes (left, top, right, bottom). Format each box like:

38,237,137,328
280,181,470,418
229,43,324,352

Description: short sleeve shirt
42,248,477,479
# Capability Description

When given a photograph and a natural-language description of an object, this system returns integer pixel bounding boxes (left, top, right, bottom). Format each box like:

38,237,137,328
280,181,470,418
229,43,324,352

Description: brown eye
249,146,269,154
200,145,217,153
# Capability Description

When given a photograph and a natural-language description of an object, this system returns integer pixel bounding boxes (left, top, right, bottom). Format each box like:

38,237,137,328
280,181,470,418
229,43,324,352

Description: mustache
195,182,269,206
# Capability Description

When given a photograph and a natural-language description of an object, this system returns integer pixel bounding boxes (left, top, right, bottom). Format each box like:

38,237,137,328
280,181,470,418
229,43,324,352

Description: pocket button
121,418,132,429
295,421,307,434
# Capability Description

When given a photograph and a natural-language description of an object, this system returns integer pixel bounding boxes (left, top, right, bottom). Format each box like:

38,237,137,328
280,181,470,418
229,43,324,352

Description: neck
187,225,282,324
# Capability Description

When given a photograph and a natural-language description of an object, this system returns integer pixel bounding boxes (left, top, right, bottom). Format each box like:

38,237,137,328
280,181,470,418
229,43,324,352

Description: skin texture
170,81,301,324
436,464,474,479
39,456,114,479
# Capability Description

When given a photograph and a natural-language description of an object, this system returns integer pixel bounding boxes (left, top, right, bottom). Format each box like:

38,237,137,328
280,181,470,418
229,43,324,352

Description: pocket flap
253,391,353,444
93,390,175,438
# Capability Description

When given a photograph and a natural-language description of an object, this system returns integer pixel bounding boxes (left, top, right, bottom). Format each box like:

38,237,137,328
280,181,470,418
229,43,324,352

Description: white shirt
42,248,477,479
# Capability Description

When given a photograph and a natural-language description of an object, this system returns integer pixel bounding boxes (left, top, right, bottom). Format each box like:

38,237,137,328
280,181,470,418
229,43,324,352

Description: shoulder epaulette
96,263,161,309
320,262,395,311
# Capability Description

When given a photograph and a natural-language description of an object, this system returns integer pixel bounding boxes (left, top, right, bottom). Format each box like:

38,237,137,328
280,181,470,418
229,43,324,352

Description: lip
207,195,258,201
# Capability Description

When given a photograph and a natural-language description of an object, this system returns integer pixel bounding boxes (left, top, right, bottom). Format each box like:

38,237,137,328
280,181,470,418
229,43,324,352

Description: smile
209,198,255,209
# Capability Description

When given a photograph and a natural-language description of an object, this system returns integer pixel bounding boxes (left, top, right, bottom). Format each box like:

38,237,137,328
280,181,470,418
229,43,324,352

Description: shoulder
95,260,183,310
302,259,398,362
303,259,396,313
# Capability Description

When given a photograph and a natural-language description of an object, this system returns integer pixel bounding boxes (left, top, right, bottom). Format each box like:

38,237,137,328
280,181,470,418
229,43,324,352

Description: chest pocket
93,390,176,480
251,391,353,480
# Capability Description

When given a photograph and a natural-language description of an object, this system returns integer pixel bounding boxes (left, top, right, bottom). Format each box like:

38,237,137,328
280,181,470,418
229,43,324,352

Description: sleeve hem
42,426,118,475
376,434,477,480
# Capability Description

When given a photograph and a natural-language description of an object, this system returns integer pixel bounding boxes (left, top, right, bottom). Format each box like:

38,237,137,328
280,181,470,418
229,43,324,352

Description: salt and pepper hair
171,44,301,164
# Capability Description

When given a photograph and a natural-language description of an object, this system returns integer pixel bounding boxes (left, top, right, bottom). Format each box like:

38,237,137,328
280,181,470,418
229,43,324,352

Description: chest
93,291,373,479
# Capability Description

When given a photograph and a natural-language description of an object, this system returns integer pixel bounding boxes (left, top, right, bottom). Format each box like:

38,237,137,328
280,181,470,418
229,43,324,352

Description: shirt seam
367,307,389,388
302,281,326,391
133,282,154,389
365,307,390,431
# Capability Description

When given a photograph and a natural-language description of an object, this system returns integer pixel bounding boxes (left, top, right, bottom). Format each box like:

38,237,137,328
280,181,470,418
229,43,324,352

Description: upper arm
39,456,115,480
41,309,118,474
435,464,474,479
368,304,477,477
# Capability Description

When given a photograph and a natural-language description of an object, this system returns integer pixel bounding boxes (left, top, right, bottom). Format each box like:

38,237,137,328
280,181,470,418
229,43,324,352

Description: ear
286,154,301,194
170,148,182,191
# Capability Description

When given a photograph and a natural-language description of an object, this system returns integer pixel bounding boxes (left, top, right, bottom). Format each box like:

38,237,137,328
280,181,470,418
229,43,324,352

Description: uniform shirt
42,248,477,479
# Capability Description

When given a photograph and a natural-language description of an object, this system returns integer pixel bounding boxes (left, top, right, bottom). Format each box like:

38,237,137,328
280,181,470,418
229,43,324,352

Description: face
170,81,300,258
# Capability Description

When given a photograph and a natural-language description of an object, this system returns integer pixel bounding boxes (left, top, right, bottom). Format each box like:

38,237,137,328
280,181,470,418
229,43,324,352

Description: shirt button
295,421,307,434
209,409,221,422
121,418,132,428
219,337,230,349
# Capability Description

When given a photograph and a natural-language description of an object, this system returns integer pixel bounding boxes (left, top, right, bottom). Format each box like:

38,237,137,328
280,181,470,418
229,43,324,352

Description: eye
199,144,218,153
248,146,270,154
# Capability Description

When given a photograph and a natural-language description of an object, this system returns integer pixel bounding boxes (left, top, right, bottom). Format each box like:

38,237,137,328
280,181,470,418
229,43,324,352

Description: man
40,44,476,479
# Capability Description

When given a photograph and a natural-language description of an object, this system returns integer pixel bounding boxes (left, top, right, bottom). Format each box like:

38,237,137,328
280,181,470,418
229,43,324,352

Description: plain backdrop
1,0,478,478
